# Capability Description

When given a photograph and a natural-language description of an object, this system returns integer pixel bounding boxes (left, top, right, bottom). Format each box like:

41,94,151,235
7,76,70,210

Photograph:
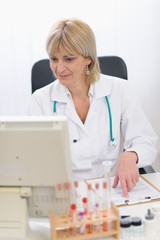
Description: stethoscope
53,96,117,148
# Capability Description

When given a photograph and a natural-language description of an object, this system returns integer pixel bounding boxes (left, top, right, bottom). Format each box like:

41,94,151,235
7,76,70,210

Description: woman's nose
57,61,66,72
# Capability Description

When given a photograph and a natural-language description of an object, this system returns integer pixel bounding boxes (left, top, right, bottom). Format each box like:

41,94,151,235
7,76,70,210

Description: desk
30,173,160,240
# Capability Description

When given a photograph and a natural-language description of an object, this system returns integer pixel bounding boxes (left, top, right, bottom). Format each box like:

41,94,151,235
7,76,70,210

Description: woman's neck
67,82,90,99
67,82,90,124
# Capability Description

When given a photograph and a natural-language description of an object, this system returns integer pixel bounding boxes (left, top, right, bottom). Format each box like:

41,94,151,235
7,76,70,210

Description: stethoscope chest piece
110,139,117,148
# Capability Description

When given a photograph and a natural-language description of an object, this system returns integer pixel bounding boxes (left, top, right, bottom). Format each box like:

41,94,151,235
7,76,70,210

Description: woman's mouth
58,74,70,79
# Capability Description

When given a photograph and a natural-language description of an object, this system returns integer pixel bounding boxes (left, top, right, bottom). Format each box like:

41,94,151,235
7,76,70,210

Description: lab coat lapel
84,75,112,125
94,75,112,99
65,99,86,132
50,80,86,131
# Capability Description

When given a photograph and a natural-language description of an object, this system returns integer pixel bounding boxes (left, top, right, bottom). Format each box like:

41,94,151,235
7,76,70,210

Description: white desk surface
30,173,160,240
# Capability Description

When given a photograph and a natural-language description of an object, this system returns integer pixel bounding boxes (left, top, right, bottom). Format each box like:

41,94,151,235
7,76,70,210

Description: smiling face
50,50,91,89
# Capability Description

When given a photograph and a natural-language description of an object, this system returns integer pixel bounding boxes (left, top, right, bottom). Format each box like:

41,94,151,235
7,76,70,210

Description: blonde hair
46,19,100,85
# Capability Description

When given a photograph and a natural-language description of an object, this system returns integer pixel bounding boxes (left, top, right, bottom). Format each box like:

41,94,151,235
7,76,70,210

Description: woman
28,18,157,197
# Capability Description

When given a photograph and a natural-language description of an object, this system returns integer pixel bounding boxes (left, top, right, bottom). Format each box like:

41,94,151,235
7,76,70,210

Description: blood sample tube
82,197,88,215
79,211,85,234
102,181,108,217
71,203,77,222
102,160,113,209
102,181,108,232
87,183,92,217
94,182,100,218
74,180,79,206
103,221,108,232
65,182,71,214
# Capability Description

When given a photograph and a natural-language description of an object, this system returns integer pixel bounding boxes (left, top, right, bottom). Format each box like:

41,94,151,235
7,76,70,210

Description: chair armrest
139,166,155,174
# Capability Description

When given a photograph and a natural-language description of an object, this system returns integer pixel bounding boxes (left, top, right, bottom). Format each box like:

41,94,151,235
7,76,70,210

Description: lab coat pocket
72,158,92,171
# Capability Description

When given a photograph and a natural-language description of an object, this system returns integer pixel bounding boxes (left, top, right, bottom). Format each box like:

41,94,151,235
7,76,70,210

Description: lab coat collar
93,74,112,99
50,75,112,102
88,83,94,97
49,75,112,132
50,80,69,103
50,80,87,131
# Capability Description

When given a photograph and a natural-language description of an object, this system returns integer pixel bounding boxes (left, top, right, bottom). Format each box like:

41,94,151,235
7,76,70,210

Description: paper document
85,176,160,206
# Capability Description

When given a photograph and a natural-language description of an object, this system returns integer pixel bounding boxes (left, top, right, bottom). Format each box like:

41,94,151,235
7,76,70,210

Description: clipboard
84,175,160,207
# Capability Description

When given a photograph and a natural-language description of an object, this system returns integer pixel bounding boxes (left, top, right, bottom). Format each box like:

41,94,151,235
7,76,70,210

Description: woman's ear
87,57,92,66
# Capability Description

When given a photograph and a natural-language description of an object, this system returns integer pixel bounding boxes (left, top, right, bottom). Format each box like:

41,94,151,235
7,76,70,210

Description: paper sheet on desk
86,176,160,206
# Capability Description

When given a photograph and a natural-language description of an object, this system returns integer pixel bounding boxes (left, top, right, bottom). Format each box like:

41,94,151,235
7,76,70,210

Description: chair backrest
98,56,127,80
31,56,128,93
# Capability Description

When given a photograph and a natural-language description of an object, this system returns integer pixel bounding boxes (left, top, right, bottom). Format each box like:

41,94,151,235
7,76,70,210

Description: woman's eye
66,58,74,62
50,57,57,61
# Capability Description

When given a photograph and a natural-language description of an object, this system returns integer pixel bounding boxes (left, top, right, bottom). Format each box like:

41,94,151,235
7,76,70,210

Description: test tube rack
49,202,120,240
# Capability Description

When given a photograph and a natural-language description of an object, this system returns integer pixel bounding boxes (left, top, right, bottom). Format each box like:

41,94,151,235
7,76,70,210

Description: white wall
0,0,159,169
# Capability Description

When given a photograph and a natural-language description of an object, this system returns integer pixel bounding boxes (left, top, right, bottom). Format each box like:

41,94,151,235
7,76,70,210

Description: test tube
71,203,77,222
69,203,77,233
102,160,113,209
87,224,92,234
102,181,108,217
87,183,92,217
102,181,108,232
102,221,108,232
74,180,79,206
94,183,100,218
65,182,71,216
79,211,85,234
74,180,79,195
82,197,88,215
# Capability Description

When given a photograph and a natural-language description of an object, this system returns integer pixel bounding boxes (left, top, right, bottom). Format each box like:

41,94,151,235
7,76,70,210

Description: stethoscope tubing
105,96,115,143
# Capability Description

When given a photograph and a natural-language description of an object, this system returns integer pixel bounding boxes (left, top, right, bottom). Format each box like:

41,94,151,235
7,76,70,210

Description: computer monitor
0,116,73,240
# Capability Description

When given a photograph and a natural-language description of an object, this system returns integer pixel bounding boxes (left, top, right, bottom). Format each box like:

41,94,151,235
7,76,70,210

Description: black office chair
98,56,128,80
31,59,56,93
31,56,154,174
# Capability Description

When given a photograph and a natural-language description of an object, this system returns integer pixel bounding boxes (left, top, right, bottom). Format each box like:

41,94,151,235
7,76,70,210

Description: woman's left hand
112,151,139,198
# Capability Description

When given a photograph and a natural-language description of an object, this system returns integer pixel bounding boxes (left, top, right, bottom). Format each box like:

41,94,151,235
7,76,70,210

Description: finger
132,179,137,187
132,175,139,187
131,173,140,187
112,175,119,188
126,177,135,191
120,178,129,198
135,175,139,182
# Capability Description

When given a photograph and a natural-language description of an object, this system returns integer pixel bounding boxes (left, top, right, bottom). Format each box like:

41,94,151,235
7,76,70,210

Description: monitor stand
0,187,50,240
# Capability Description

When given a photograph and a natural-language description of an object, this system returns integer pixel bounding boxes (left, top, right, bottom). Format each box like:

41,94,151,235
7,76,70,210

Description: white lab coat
27,74,157,180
